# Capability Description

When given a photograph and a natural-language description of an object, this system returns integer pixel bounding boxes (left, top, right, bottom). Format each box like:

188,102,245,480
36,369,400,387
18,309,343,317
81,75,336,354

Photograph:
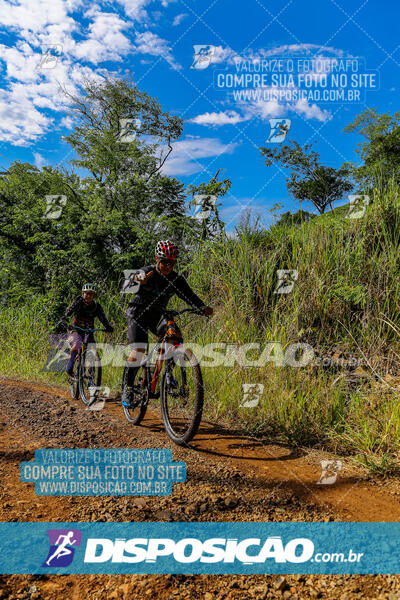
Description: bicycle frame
72,326,106,367
142,308,202,396
122,306,206,442
72,325,106,339
148,338,180,395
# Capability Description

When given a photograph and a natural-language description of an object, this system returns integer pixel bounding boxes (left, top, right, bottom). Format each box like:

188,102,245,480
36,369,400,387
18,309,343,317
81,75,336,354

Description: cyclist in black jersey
123,240,213,405
57,283,114,378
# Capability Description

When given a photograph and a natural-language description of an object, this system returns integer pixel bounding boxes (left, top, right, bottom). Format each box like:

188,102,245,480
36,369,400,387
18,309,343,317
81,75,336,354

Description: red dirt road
1,377,400,599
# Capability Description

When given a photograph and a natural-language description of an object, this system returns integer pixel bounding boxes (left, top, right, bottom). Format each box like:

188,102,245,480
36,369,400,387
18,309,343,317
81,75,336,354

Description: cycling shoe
121,386,134,408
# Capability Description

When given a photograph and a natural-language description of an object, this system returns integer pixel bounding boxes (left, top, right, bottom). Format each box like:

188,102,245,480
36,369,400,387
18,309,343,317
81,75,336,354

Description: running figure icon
42,529,82,567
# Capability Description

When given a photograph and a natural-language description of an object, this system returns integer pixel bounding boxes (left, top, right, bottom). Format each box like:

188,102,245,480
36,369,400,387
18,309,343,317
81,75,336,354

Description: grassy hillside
2,182,400,473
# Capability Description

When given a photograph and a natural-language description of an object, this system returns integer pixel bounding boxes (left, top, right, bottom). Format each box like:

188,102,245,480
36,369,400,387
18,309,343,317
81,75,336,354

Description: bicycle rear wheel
122,364,149,425
79,348,102,406
160,348,203,445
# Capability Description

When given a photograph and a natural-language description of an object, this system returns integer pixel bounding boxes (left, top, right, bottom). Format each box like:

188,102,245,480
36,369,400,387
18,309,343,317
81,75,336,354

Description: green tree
260,140,353,214
344,108,400,190
0,162,77,305
0,78,197,307
62,77,193,268
187,169,231,240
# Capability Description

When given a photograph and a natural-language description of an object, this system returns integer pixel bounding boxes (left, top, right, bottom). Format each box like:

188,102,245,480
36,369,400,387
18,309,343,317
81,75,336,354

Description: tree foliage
0,78,198,309
275,209,315,227
187,169,231,240
344,108,400,190
260,140,353,214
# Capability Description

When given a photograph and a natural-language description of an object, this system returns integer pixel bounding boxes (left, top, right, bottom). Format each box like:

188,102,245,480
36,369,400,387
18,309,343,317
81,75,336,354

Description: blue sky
0,0,398,231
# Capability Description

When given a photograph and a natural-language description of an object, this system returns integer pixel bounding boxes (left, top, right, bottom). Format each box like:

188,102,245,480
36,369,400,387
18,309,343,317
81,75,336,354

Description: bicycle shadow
140,416,305,462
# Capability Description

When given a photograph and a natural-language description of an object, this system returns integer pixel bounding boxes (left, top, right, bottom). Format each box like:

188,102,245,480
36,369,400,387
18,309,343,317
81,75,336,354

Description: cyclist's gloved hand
135,270,154,285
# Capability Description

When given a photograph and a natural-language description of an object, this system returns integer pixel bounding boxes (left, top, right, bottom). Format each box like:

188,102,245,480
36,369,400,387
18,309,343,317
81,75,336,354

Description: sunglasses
159,258,176,266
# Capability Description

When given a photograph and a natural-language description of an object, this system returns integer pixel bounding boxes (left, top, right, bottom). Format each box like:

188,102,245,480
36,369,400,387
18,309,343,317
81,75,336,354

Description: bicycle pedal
123,399,141,409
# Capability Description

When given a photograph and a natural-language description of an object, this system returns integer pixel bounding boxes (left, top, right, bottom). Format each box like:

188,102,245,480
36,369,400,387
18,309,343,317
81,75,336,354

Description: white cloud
0,0,79,36
187,44,236,66
188,94,330,127
0,43,39,82
292,98,331,122
188,110,247,126
0,1,138,145
163,136,239,176
197,43,350,124
134,31,180,69
185,43,346,125
115,0,176,20
243,98,286,120
0,0,338,149
59,115,75,129
72,11,132,63
114,0,150,21
211,45,236,65
0,86,52,145
33,152,46,167
172,13,187,26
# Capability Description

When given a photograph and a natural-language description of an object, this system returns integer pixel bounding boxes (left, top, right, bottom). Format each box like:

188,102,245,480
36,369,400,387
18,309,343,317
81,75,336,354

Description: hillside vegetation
2,180,400,474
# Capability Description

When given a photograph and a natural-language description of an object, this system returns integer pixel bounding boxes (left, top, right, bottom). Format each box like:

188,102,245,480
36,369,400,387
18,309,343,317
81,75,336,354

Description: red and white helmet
155,240,179,260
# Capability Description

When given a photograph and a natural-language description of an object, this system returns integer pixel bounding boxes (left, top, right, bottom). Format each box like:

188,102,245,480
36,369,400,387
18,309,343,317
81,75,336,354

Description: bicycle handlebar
55,310,205,335
165,307,207,317
71,326,108,333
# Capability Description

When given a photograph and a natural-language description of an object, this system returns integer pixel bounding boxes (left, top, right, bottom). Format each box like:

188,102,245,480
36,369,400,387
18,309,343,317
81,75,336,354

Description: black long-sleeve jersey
64,296,113,331
128,265,205,312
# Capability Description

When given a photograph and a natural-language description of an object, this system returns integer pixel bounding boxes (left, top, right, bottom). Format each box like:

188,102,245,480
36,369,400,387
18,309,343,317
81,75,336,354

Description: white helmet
82,283,96,292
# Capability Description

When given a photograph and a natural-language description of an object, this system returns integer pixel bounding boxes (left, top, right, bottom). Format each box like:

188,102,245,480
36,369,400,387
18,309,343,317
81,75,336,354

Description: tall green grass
2,182,400,472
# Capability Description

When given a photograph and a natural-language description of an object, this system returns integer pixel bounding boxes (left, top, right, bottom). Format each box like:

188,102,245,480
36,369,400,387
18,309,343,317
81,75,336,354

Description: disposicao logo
42,529,82,567
83,536,314,564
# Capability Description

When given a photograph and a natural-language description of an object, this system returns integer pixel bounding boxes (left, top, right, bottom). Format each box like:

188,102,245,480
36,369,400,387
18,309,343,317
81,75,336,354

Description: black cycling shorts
126,305,163,347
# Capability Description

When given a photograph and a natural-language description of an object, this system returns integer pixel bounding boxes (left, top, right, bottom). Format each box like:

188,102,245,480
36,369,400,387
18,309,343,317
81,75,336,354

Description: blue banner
0,522,398,574
20,449,186,496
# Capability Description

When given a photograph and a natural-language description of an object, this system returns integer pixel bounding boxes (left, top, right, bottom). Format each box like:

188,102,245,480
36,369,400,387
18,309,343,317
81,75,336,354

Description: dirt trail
1,377,400,599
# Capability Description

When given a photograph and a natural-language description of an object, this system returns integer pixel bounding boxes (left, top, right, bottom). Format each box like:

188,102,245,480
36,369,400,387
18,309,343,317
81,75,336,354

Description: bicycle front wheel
79,348,102,406
69,358,79,400
160,348,204,445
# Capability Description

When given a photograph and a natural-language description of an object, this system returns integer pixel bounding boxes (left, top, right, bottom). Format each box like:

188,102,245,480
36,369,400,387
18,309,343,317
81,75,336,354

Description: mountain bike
68,326,106,406
121,308,205,445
